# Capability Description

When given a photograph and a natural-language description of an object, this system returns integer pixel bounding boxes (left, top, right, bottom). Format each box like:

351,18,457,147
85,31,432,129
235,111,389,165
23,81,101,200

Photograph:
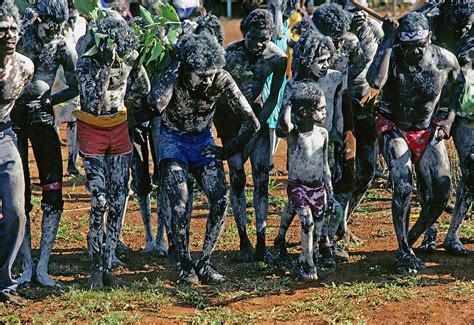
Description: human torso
161,70,228,134
288,125,327,185
0,53,34,123
379,45,455,131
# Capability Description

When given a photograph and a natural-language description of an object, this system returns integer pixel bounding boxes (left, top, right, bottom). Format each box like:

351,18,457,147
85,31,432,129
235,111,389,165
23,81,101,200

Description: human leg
29,123,64,287
0,130,26,295
249,131,272,262
66,121,80,175
273,202,296,267
381,130,423,274
295,206,318,281
192,160,228,284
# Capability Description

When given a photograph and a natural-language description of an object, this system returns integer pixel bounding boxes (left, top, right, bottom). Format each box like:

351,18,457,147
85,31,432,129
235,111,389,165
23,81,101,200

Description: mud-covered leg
274,202,296,268
66,121,79,175
155,188,169,257
193,160,228,285
36,204,62,287
418,224,438,253
443,117,473,256
138,194,155,254
227,153,254,262
295,207,318,281
102,155,131,287
409,141,451,248
17,212,33,286
161,159,198,285
269,128,283,176
250,132,273,263
382,131,424,274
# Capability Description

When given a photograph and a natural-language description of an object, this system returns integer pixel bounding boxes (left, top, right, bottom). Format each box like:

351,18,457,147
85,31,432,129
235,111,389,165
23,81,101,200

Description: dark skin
367,14,465,274
215,26,287,262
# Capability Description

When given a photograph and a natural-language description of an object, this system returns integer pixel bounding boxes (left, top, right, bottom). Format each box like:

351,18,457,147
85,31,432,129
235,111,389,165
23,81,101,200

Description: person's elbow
367,71,383,90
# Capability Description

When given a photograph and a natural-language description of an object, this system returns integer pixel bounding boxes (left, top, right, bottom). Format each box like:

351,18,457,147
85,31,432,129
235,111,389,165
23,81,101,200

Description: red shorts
77,120,132,156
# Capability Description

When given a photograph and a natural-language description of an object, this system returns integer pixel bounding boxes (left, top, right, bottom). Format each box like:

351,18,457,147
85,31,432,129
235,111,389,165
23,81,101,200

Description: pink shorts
287,180,326,217
77,120,132,156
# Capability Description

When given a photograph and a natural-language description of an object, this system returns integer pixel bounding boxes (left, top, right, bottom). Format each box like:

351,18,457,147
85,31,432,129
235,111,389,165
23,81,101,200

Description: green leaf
83,45,99,57
146,43,163,66
73,0,100,18
107,38,115,45
94,32,108,46
160,3,180,22
140,5,154,25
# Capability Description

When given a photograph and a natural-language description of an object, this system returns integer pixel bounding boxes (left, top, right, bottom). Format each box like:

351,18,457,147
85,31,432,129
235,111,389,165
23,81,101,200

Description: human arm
217,71,260,160
125,62,151,109
76,46,115,114
329,82,343,144
322,129,334,201
348,33,370,81
367,14,399,89
436,53,465,139
52,40,79,105
278,81,294,134
147,60,180,115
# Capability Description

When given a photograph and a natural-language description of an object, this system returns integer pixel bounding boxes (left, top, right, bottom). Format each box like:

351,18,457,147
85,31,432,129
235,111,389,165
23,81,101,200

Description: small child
276,81,335,281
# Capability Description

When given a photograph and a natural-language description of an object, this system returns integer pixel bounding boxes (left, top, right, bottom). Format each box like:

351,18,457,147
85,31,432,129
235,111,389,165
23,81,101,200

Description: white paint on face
0,16,18,55
312,97,326,124
188,68,218,91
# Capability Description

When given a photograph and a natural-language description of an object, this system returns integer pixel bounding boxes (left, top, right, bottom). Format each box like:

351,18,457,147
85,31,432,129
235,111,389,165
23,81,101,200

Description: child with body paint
275,81,334,281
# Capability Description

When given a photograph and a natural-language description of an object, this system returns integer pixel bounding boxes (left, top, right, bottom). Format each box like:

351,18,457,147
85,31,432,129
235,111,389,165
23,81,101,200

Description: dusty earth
1,19,473,324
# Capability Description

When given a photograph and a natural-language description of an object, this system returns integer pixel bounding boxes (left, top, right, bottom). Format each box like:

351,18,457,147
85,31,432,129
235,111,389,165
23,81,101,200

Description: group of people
0,0,472,305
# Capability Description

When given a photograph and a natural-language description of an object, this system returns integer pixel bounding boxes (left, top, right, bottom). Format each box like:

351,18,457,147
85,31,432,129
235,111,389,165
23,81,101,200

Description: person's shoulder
314,125,328,137
14,52,34,77
321,69,343,83
343,31,360,47
214,69,235,87
430,44,459,69
225,40,245,52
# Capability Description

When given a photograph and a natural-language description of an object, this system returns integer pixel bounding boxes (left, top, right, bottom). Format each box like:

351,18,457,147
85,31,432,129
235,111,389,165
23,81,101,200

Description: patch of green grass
445,280,474,302
289,280,416,323
362,190,391,202
269,194,287,209
175,287,212,309
122,225,144,235
438,218,474,239
93,311,142,324
43,279,169,322
354,205,379,213
48,261,82,276
192,307,259,324
56,219,87,242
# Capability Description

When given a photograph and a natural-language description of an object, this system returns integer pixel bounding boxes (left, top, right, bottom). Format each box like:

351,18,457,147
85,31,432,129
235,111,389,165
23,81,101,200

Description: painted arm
367,14,398,89
148,60,179,114
125,64,151,109
322,129,333,200
329,82,343,144
76,55,113,115
257,56,287,124
348,35,370,81
219,72,260,160
278,84,294,134
436,55,465,139
52,40,79,105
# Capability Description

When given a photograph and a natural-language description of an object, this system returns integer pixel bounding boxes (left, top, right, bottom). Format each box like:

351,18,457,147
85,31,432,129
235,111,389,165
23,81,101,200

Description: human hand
102,43,117,65
382,13,399,36
201,145,230,160
436,118,453,140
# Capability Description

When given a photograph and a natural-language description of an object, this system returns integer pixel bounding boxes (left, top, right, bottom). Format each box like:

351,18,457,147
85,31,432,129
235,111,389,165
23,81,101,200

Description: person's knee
434,176,451,204
230,168,246,193
91,192,107,212
300,213,314,234
391,163,412,196
42,190,64,211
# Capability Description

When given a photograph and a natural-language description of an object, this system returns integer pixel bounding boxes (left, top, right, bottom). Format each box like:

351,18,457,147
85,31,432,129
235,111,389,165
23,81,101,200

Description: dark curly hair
34,0,69,23
240,9,274,38
176,33,225,72
444,0,473,22
291,30,335,78
312,3,350,37
0,0,20,26
194,13,225,45
96,10,139,58
290,81,325,117
399,12,429,32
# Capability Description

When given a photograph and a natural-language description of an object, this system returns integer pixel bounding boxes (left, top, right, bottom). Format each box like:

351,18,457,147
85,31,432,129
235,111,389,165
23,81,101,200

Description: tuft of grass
362,190,391,202
56,219,87,242
192,307,259,324
122,225,144,235
175,287,212,309
93,311,142,324
445,280,474,302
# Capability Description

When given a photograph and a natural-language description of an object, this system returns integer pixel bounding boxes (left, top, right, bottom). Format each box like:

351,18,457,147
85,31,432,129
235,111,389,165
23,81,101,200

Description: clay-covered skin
16,20,78,106
275,82,333,280
367,13,466,273
213,25,287,262
148,33,260,282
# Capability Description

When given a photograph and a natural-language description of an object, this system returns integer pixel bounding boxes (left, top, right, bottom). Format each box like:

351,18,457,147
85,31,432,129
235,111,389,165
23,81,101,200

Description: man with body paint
214,9,287,263
149,33,259,285
75,10,150,288
0,0,33,304
367,12,465,274
275,30,344,268
418,0,473,256
276,81,334,281
13,0,78,288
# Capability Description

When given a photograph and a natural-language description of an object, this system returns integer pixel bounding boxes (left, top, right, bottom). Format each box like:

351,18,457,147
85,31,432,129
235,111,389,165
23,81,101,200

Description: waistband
73,108,127,127
161,125,212,140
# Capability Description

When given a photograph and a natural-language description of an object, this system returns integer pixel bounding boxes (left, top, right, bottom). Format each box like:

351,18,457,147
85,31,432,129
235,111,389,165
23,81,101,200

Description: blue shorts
159,126,216,169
